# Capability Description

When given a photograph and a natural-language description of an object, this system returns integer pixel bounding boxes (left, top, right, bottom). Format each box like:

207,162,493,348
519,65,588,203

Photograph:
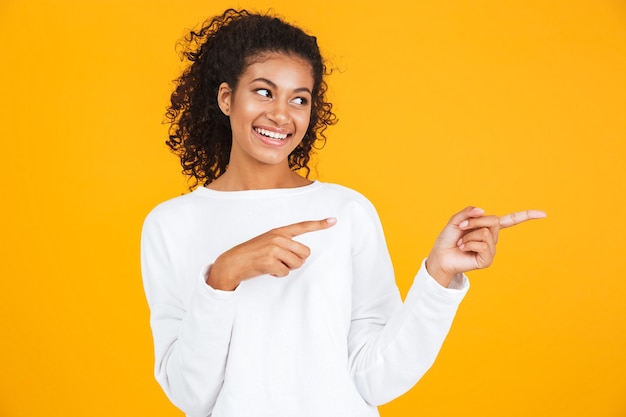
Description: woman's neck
207,164,311,191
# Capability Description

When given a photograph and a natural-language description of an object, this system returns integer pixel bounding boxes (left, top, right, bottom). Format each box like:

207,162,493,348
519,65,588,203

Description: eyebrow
251,78,312,95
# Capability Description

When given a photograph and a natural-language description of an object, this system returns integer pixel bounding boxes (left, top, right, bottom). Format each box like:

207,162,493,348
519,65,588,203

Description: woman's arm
141,214,337,416
141,215,236,417
347,202,545,405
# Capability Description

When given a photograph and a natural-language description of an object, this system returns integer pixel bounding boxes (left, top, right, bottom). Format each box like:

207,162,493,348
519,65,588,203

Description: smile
254,128,289,140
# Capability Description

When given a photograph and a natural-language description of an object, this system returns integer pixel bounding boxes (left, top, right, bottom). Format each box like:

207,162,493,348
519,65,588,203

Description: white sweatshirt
141,181,469,417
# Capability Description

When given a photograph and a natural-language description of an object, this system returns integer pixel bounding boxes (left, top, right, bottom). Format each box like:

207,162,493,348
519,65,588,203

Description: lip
253,125,293,147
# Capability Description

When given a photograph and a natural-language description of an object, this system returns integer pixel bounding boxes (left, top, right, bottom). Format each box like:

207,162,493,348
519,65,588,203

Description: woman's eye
255,88,271,98
292,97,308,105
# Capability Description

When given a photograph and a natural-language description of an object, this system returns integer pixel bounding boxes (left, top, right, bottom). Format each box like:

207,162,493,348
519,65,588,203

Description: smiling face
217,52,314,174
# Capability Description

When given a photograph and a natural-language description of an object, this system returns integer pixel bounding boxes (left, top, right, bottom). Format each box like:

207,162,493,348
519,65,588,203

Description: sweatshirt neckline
193,180,323,199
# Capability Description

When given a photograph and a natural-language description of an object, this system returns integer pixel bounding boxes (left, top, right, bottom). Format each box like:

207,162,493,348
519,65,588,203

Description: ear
217,82,232,116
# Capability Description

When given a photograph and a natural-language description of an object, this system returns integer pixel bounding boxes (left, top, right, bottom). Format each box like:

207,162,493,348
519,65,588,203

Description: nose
266,100,290,126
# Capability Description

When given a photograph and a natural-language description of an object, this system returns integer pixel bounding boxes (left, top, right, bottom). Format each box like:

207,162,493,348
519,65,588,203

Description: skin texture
425,207,547,287
206,52,326,290
207,218,337,291
206,52,547,290
211,53,315,191
165,10,336,189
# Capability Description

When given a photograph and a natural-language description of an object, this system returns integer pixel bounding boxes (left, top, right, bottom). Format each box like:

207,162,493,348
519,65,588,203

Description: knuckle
268,245,281,256
271,235,288,246
265,233,279,243
479,254,493,268
263,258,276,270
270,262,288,277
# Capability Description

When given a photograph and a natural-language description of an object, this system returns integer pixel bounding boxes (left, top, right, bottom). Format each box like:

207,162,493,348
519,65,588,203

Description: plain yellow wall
1,1,624,416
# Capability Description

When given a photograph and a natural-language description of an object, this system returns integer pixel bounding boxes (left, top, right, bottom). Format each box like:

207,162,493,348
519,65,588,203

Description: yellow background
1,1,625,416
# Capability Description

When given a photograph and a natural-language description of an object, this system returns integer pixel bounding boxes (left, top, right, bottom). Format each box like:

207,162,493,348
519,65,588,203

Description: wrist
425,257,456,288
205,263,239,291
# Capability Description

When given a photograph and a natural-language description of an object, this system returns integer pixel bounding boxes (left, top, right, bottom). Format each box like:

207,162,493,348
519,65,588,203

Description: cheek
230,103,256,128
296,110,312,132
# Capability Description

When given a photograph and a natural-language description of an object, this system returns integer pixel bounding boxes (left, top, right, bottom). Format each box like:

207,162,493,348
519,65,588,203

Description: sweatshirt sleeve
141,212,237,417
346,200,469,406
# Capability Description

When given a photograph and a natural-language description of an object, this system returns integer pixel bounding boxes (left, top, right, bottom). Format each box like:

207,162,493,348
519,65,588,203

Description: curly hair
165,9,337,189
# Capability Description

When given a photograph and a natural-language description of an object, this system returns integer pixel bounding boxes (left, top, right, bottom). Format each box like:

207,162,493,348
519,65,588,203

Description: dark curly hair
165,9,337,189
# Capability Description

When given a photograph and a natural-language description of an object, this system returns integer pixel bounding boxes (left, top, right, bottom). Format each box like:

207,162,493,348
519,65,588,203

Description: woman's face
218,52,314,170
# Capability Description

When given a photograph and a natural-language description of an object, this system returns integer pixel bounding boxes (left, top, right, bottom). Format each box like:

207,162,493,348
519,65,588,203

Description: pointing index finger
499,210,547,229
280,218,337,238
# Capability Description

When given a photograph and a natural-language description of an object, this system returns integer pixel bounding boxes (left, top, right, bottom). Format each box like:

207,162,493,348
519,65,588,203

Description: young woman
141,9,545,417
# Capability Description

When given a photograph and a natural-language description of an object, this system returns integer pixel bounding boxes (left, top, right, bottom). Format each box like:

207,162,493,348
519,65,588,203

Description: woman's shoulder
316,182,379,214
142,190,203,226
318,181,366,198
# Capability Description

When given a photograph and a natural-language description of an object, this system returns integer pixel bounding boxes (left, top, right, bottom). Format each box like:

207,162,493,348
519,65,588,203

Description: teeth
256,128,288,140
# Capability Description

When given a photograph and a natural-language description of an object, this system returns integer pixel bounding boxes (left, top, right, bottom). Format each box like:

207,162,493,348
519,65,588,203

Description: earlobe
217,82,232,116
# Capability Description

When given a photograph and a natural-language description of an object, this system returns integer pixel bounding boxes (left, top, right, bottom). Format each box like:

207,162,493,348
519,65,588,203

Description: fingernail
459,220,469,228
326,217,337,225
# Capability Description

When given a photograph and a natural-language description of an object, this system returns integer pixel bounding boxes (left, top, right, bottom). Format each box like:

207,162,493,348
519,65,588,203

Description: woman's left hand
426,206,547,287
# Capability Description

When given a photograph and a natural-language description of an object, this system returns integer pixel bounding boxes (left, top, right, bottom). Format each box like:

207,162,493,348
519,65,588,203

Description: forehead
241,52,314,87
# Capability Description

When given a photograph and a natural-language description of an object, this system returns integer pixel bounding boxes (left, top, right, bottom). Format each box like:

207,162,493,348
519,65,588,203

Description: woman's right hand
206,218,337,290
